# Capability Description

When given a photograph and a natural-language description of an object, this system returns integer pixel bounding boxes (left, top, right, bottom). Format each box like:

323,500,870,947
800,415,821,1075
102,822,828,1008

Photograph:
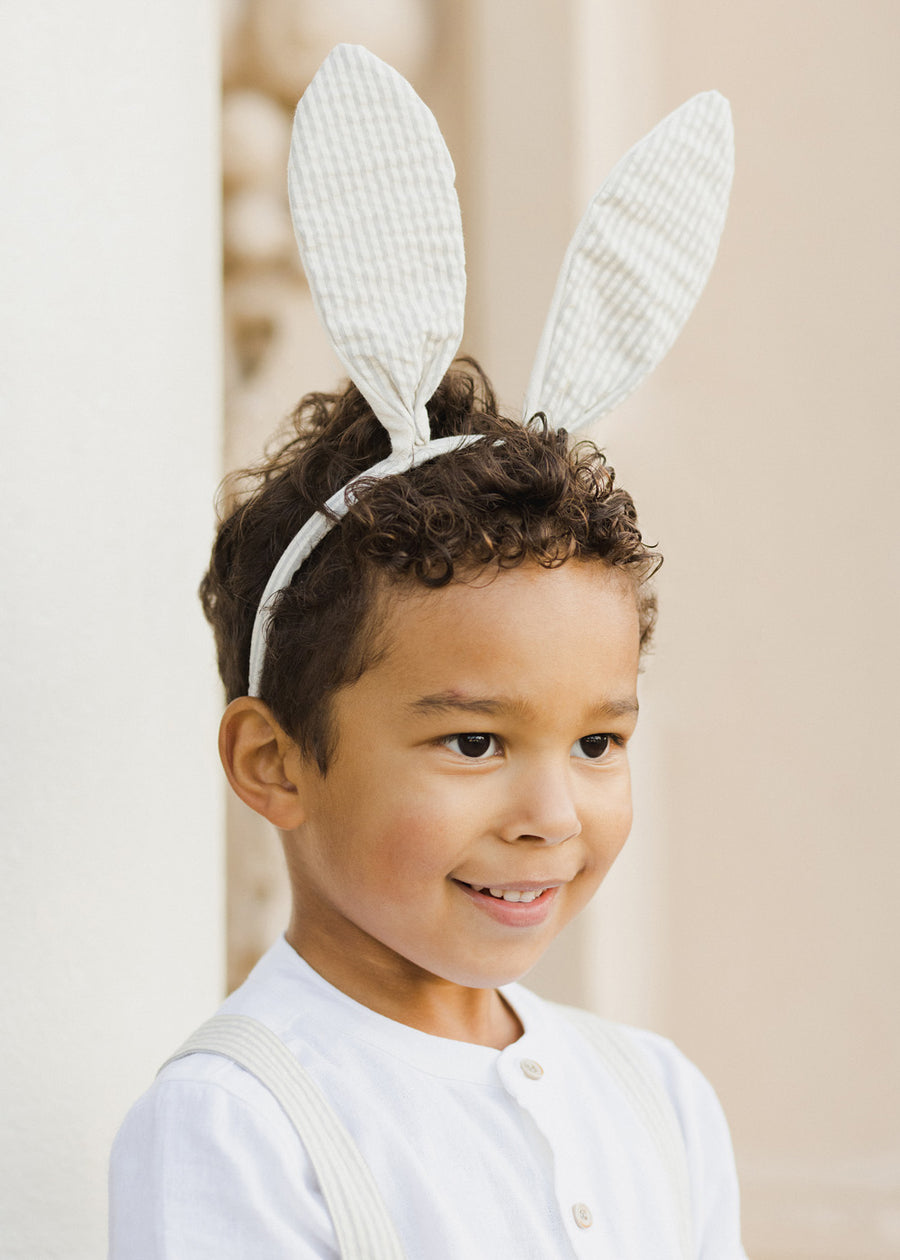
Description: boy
109,45,745,1258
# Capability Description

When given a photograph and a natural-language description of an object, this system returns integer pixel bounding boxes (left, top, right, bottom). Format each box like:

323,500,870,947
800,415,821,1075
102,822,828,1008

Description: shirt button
520,1058,544,1080
572,1202,593,1230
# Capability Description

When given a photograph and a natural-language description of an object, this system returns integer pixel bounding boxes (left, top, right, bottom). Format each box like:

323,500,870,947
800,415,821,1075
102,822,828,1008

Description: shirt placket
496,1038,612,1257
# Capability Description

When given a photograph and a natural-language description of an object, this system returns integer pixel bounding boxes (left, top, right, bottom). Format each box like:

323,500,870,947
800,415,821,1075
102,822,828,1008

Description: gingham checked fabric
523,90,734,430
246,44,734,696
248,433,482,696
288,43,466,460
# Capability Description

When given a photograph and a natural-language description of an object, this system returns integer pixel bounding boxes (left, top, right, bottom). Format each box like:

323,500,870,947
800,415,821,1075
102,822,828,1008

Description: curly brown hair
200,360,660,771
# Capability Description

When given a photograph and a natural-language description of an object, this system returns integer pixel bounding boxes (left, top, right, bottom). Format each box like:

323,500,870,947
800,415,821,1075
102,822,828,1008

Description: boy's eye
444,733,498,759
572,734,612,760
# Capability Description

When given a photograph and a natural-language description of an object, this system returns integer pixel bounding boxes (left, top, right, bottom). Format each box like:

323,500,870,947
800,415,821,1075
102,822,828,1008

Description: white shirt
109,937,746,1258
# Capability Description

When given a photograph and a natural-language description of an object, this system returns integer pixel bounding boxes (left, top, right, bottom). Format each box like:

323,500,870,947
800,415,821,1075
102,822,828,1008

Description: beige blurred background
221,2,900,1258
1,1,896,1256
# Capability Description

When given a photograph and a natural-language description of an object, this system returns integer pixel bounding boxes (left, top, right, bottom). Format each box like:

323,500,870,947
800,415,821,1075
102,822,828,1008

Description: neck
284,919,523,1049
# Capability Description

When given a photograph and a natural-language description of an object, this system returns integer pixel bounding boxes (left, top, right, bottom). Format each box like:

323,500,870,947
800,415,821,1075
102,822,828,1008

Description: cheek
367,768,482,845
611,786,634,845
585,779,634,868
347,795,469,887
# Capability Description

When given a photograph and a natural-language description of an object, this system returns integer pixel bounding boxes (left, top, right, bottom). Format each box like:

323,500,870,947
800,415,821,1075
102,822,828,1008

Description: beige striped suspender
551,1004,694,1259
162,1007,693,1260
164,1015,406,1260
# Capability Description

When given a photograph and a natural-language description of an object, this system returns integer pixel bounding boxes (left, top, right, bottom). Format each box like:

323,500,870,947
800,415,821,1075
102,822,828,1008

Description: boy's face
284,559,641,998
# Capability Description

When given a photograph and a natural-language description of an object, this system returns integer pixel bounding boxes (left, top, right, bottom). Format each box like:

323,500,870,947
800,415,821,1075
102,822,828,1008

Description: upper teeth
469,885,548,903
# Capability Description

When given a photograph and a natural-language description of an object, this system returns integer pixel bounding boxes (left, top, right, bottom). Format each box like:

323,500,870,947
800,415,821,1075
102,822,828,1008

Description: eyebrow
406,690,639,720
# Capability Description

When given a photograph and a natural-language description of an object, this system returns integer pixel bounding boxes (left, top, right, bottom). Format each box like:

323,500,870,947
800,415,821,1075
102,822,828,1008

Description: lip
453,879,562,927
464,879,564,892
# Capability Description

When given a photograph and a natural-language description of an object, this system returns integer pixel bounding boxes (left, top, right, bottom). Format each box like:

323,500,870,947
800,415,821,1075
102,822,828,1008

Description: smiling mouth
456,881,558,904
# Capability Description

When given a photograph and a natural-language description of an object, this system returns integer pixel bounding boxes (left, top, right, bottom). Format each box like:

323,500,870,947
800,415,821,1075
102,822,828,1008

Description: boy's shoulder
146,936,726,1134
110,940,745,1259
133,937,725,1139
509,986,737,1182
542,996,732,1130
123,938,734,1191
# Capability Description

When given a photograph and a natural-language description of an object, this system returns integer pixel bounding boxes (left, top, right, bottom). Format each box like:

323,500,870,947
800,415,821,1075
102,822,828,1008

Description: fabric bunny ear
523,91,734,432
288,43,466,460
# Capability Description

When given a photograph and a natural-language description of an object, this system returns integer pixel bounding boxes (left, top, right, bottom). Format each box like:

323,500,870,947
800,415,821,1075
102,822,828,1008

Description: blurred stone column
221,0,437,989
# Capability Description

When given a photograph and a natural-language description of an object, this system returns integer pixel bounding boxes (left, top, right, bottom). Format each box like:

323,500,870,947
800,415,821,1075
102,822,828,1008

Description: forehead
358,560,641,715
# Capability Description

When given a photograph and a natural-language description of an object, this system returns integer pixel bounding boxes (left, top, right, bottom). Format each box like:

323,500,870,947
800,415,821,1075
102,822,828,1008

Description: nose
498,761,581,846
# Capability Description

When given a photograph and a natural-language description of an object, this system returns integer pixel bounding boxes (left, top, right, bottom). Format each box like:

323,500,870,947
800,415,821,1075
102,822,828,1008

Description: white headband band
247,433,480,694
247,43,734,697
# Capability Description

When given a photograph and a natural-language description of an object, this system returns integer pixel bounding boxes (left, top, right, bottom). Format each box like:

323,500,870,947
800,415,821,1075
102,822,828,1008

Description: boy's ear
218,698,308,830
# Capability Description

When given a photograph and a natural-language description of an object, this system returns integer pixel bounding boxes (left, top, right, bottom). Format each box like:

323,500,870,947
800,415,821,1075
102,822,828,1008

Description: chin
427,953,546,991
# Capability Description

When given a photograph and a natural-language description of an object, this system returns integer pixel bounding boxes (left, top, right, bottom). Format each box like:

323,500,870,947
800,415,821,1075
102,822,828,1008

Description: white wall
0,5,223,1255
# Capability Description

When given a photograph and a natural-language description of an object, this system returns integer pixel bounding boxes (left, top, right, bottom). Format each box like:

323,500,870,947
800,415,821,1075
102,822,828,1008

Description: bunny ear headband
248,42,734,696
